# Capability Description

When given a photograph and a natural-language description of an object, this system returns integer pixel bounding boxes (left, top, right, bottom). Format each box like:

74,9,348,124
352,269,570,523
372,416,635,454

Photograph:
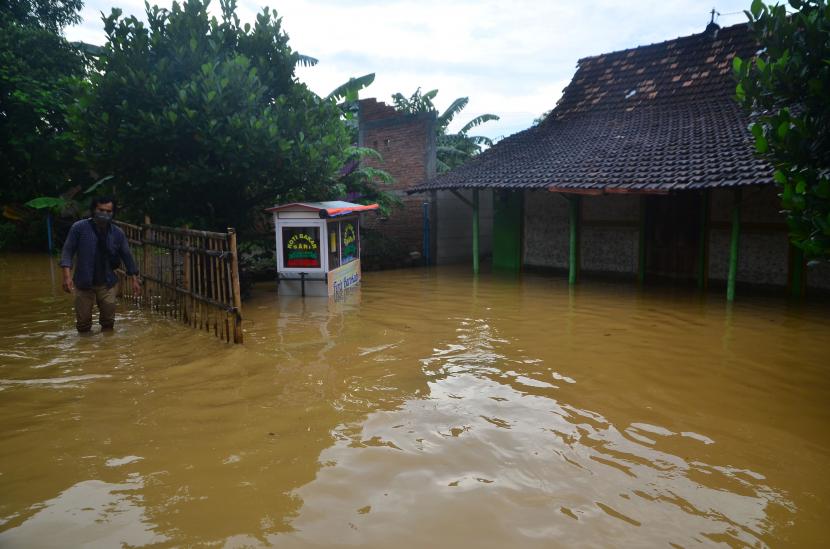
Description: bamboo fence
115,219,243,343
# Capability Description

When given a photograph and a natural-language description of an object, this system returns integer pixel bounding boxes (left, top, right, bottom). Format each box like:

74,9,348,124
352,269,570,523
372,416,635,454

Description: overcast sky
64,0,752,141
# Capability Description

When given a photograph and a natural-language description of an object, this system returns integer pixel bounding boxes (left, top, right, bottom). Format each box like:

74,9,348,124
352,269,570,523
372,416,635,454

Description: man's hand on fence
132,276,142,296
61,267,74,293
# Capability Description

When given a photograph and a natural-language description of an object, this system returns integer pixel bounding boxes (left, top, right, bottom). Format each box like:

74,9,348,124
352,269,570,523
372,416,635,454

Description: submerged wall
807,262,830,291
524,190,568,270
581,194,639,275
524,191,639,276
521,185,830,292
709,186,789,287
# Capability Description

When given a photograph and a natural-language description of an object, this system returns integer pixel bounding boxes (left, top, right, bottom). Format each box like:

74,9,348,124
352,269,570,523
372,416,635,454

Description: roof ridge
408,20,771,194
576,21,751,64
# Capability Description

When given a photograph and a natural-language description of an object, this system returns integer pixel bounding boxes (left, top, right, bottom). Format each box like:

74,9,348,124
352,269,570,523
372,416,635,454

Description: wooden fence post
228,228,243,343
142,215,151,308
183,233,191,323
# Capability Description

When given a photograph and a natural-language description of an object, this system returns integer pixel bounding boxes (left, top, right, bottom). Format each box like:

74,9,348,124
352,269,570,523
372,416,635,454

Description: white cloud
65,0,751,140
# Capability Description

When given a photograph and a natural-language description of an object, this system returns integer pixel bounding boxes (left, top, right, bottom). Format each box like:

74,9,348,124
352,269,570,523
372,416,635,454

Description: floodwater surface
1,253,829,548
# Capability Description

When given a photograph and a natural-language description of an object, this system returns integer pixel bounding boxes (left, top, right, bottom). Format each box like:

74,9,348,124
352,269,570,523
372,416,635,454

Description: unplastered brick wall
358,99,436,257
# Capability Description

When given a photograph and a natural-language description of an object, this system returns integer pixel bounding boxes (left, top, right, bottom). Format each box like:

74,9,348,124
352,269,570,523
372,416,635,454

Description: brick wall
358,99,436,260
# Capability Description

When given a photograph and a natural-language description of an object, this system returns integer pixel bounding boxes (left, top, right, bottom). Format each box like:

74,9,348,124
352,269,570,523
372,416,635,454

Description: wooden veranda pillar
638,196,647,284
697,189,711,291
568,195,581,285
429,190,438,266
726,188,741,302
472,188,480,275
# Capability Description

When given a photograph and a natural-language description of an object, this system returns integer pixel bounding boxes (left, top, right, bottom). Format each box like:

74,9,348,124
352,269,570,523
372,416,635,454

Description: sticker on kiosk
342,222,357,263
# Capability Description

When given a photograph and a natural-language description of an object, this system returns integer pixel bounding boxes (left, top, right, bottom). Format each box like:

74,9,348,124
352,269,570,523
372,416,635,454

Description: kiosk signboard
327,258,361,298
282,227,321,269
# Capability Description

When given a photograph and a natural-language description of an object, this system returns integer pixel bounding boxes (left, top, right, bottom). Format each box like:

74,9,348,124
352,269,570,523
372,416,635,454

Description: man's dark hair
89,196,117,216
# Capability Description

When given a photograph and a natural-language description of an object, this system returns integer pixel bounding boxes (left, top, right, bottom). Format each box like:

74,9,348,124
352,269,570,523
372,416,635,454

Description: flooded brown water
1,253,829,548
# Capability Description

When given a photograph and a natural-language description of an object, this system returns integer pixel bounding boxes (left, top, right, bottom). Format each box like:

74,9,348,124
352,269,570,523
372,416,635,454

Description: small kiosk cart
266,201,379,297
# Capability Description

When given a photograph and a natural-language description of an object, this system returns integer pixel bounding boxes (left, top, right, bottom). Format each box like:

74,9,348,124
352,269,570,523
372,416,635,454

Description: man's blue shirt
60,219,139,289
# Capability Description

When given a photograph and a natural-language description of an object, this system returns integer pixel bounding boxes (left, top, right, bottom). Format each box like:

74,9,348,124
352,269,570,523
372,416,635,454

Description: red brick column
358,99,436,263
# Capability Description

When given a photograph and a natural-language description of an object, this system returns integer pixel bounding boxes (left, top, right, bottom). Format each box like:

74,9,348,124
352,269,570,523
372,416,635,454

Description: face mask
94,212,113,224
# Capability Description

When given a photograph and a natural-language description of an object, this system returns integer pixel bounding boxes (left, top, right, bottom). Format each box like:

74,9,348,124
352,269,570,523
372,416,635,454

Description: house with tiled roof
410,21,830,298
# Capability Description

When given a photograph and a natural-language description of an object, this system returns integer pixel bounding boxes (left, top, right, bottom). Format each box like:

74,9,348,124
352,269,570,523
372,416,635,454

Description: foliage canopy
734,0,830,261
0,0,86,208
71,0,353,230
2,0,83,32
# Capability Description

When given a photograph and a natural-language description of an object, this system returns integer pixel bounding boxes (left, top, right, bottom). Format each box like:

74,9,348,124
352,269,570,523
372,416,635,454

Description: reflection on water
1,253,829,547
0,477,166,547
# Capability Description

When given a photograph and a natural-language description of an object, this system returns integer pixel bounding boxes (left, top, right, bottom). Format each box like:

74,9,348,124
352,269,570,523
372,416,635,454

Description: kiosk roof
265,201,379,218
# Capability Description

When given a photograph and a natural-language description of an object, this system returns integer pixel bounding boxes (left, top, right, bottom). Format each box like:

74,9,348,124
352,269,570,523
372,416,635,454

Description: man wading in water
60,197,141,333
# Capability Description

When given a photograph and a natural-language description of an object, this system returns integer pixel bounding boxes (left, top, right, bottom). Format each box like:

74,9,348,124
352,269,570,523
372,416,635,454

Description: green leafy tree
70,0,352,230
734,0,830,261
0,0,87,207
3,0,83,32
392,88,499,172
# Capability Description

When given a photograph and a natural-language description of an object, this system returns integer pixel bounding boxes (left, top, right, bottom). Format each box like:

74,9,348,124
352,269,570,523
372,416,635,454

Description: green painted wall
492,190,523,271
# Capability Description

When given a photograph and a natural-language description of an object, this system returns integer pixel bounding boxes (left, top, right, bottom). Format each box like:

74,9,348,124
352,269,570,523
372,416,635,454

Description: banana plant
325,73,376,142
295,53,318,67
392,87,500,172
338,146,398,216
23,176,114,252
24,175,113,214
326,73,376,103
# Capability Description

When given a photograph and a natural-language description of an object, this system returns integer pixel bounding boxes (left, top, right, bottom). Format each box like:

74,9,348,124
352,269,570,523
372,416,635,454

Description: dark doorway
492,190,523,272
645,193,701,280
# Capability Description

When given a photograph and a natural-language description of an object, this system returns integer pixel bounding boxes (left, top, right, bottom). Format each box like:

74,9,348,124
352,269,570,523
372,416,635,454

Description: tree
70,0,352,230
391,88,499,172
0,0,87,208
2,0,83,33
734,0,830,261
